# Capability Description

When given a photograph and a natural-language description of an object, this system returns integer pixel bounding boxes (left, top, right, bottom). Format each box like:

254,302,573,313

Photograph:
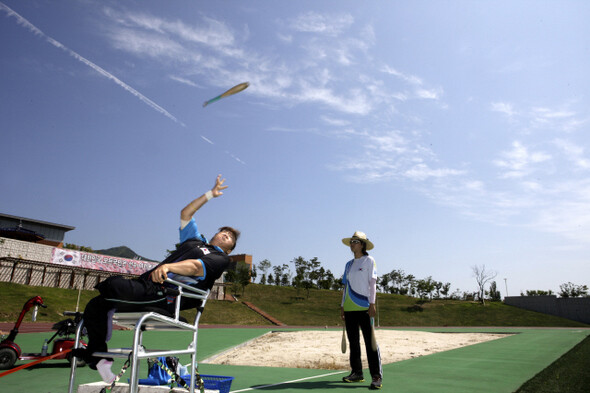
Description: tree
272,263,291,287
441,283,451,299
402,274,415,296
488,281,501,302
378,270,452,298
224,269,240,296
559,282,588,298
472,264,497,305
292,256,326,297
257,259,272,285
315,267,326,289
390,269,405,294
331,279,344,291
237,263,252,295
272,265,285,286
292,256,311,296
522,289,554,296
450,288,463,300
309,257,322,289
250,264,257,283
317,269,335,290
64,243,94,252
225,262,251,296
434,281,443,299
378,273,391,293
280,270,291,286
416,276,436,300
164,243,181,258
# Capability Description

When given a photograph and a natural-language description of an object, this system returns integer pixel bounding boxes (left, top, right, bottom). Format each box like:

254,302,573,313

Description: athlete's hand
211,174,228,197
151,265,170,284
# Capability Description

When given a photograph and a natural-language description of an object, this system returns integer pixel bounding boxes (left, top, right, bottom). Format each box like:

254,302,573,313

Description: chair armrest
164,277,210,320
165,277,209,299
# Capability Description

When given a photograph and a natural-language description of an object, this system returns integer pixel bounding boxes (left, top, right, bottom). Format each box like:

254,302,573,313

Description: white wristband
205,190,213,201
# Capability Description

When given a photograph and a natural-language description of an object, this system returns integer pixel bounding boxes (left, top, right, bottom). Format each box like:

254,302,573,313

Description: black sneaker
71,347,94,368
342,372,365,383
71,347,110,370
369,376,382,390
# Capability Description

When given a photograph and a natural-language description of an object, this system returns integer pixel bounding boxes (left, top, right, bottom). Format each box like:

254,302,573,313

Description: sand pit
204,329,510,370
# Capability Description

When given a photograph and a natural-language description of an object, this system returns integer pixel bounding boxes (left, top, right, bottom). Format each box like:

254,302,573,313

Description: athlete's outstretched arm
180,174,228,222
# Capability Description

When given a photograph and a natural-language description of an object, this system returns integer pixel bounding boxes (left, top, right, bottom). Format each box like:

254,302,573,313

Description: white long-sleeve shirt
341,255,377,311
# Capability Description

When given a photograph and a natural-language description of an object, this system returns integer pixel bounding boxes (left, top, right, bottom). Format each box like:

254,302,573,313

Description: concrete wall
504,295,590,325
0,236,54,262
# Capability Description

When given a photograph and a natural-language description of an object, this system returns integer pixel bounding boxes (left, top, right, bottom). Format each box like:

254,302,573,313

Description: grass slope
1,282,587,328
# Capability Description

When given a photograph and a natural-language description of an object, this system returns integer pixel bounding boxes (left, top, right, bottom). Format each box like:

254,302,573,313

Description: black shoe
71,347,109,370
369,376,382,390
71,347,94,368
342,372,365,383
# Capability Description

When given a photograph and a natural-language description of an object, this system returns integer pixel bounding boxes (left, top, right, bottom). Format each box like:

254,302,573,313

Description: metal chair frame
67,278,210,393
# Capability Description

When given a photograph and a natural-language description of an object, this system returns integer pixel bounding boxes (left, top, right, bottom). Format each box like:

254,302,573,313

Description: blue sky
1,1,589,297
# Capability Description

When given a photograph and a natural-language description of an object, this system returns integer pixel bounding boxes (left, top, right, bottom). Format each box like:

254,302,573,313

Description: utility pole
504,278,508,297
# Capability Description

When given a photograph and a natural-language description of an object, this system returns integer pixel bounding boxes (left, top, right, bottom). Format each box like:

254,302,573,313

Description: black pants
344,311,382,378
82,275,171,365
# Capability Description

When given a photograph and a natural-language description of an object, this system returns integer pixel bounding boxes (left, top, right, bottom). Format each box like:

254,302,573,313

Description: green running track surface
0,327,588,393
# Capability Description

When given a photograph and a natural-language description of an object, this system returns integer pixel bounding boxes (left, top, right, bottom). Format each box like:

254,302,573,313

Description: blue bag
138,356,176,385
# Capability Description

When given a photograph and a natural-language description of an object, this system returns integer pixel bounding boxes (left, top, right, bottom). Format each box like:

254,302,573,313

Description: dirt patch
204,329,509,370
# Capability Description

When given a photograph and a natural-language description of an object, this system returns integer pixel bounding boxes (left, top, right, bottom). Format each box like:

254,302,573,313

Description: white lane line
229,370,347,392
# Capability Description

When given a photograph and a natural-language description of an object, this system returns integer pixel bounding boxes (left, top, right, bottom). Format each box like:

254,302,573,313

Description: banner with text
51,248,158,275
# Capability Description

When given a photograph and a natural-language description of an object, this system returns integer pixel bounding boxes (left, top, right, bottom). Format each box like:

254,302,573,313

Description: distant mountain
95,246,158,262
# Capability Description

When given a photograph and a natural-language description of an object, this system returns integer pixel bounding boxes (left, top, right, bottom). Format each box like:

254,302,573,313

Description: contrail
0,2,185,127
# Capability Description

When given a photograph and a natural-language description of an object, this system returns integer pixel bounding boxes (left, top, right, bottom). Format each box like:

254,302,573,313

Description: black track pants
344,310,382,378
82,275,170,363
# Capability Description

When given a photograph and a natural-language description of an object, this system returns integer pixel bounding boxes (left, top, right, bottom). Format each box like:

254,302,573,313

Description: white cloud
294,84,372,115
321,116,350,127
463,180,485,192
100,8,386,117
277,33,293,43
521,181,543,192
169,75,200,88
415,87,442,100
531,181,590,242
404,164,465,181
105,8,237,49
530,106,577,130
553,138,590,170
381,65,423,86
289,12,354,36
381,65,442,101
108,28,189,60
493,141,551,179
367,131,409,154
491,102,516,117
531,106,575,120
491,101,586,134
333,126,465,186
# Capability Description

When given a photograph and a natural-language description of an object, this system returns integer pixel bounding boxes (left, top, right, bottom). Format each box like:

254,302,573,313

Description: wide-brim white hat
342,231,374,250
